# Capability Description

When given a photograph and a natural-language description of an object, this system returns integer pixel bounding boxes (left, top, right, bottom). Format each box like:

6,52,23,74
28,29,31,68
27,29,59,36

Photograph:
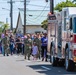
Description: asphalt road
0,54,76,75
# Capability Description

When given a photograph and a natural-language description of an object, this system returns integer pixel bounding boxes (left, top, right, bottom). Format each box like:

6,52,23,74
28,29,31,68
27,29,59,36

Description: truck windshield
73,17,76,33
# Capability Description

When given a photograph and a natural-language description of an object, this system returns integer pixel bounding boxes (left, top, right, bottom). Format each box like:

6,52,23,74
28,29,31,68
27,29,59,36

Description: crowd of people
0,30,48,62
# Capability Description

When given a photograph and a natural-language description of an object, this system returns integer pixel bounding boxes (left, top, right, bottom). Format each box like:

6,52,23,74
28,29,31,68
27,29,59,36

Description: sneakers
42,58,44,61
42,58,48,62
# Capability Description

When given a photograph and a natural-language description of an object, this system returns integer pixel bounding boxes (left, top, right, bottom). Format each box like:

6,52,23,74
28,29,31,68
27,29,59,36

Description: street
0,54,76,75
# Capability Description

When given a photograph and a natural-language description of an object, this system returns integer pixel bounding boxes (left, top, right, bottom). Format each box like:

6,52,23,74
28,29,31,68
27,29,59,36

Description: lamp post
2,8,9,24
2,8,13,30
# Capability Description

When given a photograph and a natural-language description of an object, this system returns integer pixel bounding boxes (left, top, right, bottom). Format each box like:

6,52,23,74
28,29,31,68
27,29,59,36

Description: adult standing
16,36,22,54
1,33,5,55
9,35,15,55
2,32,10,56
24,34,32,60
41,33,48,62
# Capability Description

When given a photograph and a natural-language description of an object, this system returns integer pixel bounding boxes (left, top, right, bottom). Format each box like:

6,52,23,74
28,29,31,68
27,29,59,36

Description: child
32,42,38,60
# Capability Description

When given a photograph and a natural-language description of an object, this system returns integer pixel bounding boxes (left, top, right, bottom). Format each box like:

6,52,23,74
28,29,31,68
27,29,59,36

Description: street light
2,8,10,11
2,7,12,30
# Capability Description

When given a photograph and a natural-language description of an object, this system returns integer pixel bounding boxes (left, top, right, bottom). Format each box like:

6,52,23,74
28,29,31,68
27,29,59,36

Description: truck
47,7,76,71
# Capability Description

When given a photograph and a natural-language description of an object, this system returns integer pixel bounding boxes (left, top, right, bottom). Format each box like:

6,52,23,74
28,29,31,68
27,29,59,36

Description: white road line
41,66,51,70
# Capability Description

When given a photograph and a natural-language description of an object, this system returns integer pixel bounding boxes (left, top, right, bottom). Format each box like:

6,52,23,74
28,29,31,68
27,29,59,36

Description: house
15,10,49,34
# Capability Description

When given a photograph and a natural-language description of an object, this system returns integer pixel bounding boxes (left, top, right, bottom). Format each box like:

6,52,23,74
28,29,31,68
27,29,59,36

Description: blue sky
0,0,67,28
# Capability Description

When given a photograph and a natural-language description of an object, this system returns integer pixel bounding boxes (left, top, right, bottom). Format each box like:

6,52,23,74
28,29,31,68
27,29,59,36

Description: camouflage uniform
33,37,41,59
24,37,32,60
2,35,9,56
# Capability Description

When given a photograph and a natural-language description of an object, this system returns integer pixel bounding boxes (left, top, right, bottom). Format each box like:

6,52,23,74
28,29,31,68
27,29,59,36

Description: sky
0,0,68,28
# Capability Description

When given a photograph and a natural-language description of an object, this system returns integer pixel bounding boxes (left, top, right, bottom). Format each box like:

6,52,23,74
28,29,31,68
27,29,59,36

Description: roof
20,10,49,25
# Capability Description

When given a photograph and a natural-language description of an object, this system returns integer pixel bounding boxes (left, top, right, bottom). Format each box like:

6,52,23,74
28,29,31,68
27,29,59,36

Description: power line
27,4,49,8
31,3,48,20
27,11,47,23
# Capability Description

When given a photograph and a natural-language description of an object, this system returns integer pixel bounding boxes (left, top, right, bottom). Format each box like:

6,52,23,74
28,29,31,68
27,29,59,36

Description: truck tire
51,56,58,66
65,48,75,71
58,59,65,67
50,42,58,66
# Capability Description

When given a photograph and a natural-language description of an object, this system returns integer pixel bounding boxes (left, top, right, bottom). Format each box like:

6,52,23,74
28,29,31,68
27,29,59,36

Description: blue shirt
41,37,47,46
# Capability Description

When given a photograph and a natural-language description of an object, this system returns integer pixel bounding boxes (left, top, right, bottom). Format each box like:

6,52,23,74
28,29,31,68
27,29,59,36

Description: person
1,33,5,55
0,34,2,53
41,33,48,62
24,34,32,60
33,34,41,59
32,42,38,60
9,35,15,55
21,37,24,55
16,36,22,54
2,32,10,56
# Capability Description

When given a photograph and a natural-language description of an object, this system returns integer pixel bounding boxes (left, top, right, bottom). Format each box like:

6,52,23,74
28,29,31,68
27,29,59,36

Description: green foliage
0,22,9,33
54,0,76,11
41,19,48,30
41,0,76,30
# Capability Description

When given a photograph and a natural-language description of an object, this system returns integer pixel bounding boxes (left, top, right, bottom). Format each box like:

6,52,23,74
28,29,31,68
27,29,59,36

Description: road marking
41,66,51,70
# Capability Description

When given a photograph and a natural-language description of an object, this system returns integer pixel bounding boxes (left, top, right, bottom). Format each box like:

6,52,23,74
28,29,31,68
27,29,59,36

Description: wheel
65,48,75,71
58,59,65,67
51,56,58,66
50,42,58,66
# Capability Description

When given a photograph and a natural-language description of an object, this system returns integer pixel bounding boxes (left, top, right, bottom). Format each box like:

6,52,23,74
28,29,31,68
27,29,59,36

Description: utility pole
24,0,26,35
8,0,14,31
50,0,54,14
45,0,54,14
10,0,13,31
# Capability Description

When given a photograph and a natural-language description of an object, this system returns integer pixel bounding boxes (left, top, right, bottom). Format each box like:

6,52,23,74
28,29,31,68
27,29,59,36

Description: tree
41,0,76,30
54,0,76,11
41,19,48,30
0,22,9,33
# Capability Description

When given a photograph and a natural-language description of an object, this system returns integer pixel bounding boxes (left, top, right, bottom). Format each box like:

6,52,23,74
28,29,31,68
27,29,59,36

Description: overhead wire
27,2,48,21
27,2,49,23
18,2,49,23
0,0,49,25
27,4,49,8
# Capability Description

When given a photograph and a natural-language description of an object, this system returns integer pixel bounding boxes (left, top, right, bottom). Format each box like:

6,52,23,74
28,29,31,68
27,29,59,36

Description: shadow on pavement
27,64,76,75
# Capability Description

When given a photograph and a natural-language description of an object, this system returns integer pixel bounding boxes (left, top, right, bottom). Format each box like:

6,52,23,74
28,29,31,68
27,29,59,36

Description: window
73,17,76,33
64,11,67,31
64,18,66,31
69,18,72,30
64,11,67,17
